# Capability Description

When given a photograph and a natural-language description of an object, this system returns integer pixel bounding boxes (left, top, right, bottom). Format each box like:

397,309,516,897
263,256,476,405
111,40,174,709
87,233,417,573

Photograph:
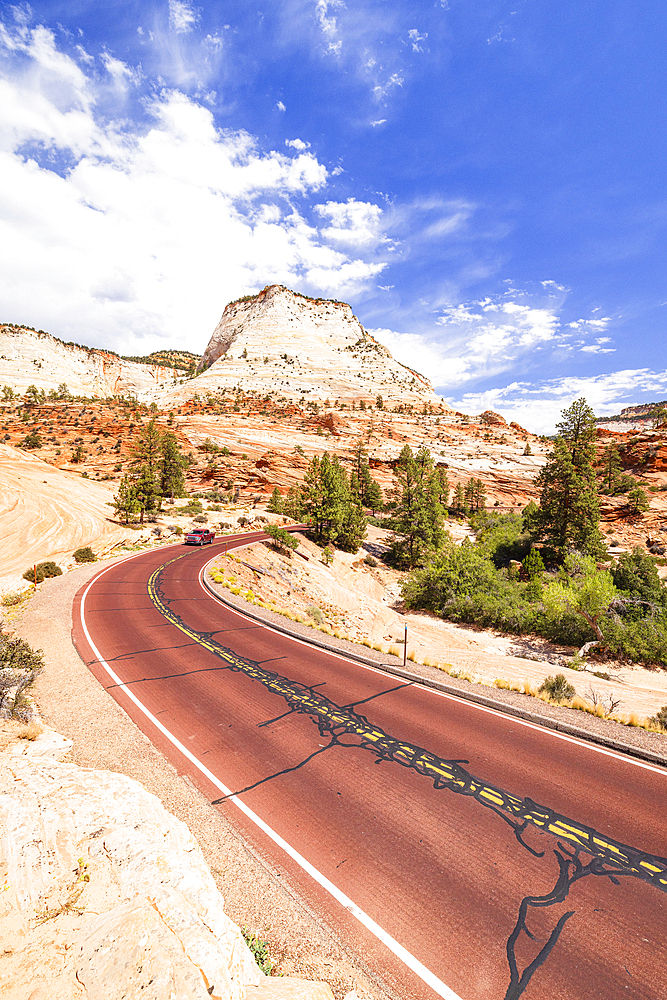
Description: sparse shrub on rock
73,546,96,563
22,561,62,584
539,674,576,701
649,705,667,731
0,636,44,720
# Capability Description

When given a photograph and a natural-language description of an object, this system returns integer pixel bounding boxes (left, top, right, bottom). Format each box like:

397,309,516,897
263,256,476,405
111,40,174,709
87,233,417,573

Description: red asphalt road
73,533,667,1000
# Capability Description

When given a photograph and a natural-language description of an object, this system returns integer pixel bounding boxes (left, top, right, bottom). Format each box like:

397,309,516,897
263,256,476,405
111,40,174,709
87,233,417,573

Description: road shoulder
10,559,391,1000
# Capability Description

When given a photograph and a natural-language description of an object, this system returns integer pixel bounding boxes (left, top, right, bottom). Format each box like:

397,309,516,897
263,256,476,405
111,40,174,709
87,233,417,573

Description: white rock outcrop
167,285,448,409
0,325,177,401
0,729,264,1000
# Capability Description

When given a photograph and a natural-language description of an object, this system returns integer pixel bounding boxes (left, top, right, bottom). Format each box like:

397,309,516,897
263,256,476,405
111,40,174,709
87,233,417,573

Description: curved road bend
73,532,667,1000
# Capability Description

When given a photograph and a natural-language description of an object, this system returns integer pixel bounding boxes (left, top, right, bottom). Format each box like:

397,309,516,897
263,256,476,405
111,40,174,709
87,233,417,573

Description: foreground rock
0,728,333,1000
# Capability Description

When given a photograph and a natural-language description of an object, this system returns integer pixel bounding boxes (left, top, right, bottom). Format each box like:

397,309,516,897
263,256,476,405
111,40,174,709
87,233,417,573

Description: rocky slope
0,724,333,1000
0,325,180,400
167,285,447,409
0,442,132,592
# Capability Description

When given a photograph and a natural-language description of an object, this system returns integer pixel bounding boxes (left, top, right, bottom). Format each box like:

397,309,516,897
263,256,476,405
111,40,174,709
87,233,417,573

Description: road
73,532,667,1000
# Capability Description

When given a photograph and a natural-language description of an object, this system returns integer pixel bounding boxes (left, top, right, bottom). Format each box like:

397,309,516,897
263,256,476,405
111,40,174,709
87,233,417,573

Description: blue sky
1,0,666,430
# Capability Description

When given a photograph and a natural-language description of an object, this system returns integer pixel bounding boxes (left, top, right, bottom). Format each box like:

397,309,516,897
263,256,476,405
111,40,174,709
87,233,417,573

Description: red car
184,527,216,546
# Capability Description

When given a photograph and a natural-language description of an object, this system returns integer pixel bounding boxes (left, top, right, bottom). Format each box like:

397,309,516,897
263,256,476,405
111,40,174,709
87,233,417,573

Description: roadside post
403,623,407,668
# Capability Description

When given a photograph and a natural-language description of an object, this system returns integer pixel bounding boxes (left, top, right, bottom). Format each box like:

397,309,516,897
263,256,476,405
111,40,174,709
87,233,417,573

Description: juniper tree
533,398,605,559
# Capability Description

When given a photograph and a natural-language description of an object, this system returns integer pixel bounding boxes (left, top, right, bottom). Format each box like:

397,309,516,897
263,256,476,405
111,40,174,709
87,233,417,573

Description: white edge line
79,554,463,1000
200,552,667,778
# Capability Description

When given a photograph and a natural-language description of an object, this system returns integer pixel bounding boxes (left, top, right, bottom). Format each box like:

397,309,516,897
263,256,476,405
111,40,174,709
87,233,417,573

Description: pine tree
134,464,161,522
473,478,487,511
522,547,545,580
300,453,366,551
350,441,383,511
390,445,444,567
129,418,163,474
533,398,605,558
430,467,449,509
283,486,304,520
599,443,622,495
268,487,284,513
366,477,383,514
160,431,186,501
452,482,465,512
113,475,141,523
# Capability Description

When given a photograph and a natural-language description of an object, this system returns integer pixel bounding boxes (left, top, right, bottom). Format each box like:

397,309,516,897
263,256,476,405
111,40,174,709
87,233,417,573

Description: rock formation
0,727,334,1000
0,325,178,400
167,285,449,409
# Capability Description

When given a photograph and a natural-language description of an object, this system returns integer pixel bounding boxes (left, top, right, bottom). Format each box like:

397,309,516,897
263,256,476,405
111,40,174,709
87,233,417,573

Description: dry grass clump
18,722,43,741
388,645,400,658
1,590,30,607
494,678,510,690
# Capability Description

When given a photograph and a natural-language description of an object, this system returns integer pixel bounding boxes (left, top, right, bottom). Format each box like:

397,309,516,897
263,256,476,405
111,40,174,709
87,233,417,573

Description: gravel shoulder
9,558,391,1000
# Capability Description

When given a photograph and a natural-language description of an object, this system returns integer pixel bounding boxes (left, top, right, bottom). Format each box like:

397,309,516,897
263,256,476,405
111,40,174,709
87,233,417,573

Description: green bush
472,512,532,567
306,604,325,624
265,524,298,553
539,674,576,700
21,430,42,449
649,705,667,731
601,613,667,666
1,636,44,673
611,547,666,605
22,561,62,584
73,546,96,563
364,554,378,567
242,928,275,976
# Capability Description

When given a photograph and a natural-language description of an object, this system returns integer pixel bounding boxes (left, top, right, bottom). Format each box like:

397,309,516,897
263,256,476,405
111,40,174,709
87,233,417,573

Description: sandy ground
7,560,389,1000
0,443,132,593
209,523,667,722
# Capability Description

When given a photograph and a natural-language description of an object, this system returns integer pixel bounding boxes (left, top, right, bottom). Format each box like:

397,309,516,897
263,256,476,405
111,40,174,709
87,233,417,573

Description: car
184,527,216,546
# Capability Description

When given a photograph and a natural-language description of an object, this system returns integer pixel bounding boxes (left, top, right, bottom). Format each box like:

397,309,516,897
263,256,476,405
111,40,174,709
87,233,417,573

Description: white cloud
314,0,344,55
0,21,385,354
168,0,199,34
315,198,387,248
370,118,387,127
407,29,427,53
285,137,310,151
368,286,616,407
276,100,286,112
444,370,667,434
101,51,142,89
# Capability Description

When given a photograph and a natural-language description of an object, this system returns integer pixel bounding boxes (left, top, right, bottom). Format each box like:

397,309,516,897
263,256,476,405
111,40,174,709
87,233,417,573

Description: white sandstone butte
167,285,450,409
0,325,177,400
